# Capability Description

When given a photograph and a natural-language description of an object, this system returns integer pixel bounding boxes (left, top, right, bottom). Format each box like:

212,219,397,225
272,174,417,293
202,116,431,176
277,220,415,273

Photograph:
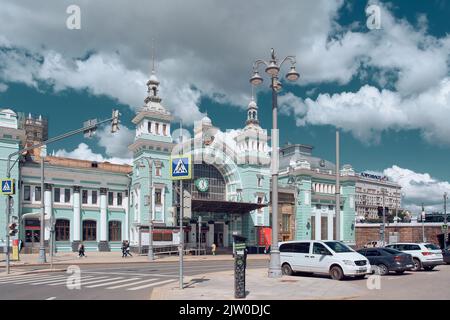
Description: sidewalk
150,268,368,300
1,252,269,268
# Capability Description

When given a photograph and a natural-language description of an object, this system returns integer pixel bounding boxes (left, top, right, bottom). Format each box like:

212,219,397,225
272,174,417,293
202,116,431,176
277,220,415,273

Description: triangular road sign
173,159,188,174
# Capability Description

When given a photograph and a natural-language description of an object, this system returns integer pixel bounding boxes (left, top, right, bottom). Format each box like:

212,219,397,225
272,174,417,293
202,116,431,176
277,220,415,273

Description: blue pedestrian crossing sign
170,155,192,180
1,178,15,195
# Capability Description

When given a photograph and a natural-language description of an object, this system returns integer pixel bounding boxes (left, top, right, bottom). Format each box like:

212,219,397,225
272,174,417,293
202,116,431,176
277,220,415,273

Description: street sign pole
179,122,184,290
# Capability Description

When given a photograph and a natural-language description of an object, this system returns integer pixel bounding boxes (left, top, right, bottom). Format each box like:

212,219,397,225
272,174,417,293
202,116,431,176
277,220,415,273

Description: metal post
179,122,184,289
335,130,340,241
5,195,11,274
421,203,425,242
268,76,282,278
147,158,154,261
444,193,448,251
381,189,386,246
38,155,46,263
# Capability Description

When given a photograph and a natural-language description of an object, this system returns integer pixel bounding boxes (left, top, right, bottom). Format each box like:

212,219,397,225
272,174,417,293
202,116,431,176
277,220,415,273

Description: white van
279,240,371,280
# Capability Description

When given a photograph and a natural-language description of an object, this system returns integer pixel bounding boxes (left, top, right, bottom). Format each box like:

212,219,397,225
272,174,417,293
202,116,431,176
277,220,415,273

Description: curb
0,268,66,278
4,256,269,268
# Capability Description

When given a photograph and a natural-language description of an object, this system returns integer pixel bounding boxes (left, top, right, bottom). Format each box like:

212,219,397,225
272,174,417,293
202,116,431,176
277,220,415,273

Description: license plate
406,264,413,268
358,268,367,273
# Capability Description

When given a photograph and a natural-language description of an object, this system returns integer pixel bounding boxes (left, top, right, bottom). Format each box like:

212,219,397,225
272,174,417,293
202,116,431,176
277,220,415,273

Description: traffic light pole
3,111,120,273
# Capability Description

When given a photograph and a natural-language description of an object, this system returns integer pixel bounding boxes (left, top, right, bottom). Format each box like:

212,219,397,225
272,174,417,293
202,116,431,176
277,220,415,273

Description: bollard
234,246,247,299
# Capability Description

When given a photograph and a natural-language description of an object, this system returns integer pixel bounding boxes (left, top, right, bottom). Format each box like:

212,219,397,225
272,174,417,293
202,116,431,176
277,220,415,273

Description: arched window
55,219,70,241
109,221,121,242
83,220,97,241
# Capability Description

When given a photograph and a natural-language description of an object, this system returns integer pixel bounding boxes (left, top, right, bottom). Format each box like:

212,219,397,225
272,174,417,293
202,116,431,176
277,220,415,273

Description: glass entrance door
25,229,40,247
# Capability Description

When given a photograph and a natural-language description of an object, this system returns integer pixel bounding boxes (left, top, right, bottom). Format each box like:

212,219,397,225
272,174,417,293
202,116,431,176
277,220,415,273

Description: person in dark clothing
78,243,85,258
125,240,133,257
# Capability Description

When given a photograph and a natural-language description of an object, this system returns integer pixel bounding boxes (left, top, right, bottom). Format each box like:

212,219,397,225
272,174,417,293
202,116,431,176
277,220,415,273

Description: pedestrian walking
126,240,133,257
78,243,86,258
211,243,216,256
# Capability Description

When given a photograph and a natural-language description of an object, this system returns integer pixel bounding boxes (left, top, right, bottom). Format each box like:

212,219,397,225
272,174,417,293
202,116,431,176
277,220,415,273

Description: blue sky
0,0,449,213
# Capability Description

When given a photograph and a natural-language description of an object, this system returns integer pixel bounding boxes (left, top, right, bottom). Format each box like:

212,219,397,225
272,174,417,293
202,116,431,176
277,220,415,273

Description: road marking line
106,278,159,289
82,271,176,278
126,279,176,291
0,274,61,283
50,277,124,287
47,276,112,287
8,275,69,285
85,278,141,288
31,276,96,285
45,297,56,300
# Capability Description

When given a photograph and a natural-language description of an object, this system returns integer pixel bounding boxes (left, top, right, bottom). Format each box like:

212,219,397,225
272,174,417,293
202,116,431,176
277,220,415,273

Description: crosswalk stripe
85,278,141,288
50,277,124,287
0,274,67,284
126,279,176,291
31,276,96,285
14,275,70,285
48,276,115,286
106,278,159,289
0,273,64,283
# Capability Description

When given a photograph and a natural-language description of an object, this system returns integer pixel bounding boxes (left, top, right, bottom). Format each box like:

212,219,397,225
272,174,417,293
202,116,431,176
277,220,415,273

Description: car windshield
425,244,440,250
381,248,401,255
324,241,353,253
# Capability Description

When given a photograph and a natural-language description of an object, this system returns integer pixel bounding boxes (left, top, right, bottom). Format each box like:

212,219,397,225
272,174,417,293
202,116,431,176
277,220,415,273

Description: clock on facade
195,178,209,192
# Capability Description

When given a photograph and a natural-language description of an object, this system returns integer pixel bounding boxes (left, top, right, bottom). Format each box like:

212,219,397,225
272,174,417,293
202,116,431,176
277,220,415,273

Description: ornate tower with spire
128,52,175,245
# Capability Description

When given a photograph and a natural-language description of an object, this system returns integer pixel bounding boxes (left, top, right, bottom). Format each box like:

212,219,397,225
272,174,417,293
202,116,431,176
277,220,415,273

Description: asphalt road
0,260,268,300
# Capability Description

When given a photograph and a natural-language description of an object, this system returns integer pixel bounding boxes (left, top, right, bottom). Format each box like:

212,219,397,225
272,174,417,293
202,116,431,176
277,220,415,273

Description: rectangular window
117,192,123,206
35,186,41,202
257,196,263,213
82,190,88,204
155,123,160,135
162,124,167,135
24,185,31,201
257,178,263,188
64,188,71,203
155,189,162,205
108,192,114,206
54,188,60,203
148,121,152,133
282,214,290,232
91,190,98,205
155,167,161,177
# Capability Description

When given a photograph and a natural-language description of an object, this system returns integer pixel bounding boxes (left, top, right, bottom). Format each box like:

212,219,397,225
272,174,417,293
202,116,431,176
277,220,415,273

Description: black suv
357,247,414,275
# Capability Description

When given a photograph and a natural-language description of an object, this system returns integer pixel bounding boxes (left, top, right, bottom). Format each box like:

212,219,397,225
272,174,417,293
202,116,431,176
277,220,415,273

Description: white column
44,185,52,241
100,189,107,242
124,191,129,241
315,212,321,240
73,187,81,242
208,223,214,247
327,210,334,240
161,188,165,223
223,223,229,247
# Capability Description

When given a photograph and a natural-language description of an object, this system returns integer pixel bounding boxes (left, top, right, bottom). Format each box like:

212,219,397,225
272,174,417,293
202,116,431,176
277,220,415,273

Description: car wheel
282,263,293,276
330,266,344,281
395,270,405,274
411,258,422,271
423,266,435,271
376,264,389,275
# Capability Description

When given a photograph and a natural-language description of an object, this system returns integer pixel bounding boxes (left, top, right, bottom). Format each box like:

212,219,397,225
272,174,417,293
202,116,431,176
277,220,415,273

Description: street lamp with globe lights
250,48,299,278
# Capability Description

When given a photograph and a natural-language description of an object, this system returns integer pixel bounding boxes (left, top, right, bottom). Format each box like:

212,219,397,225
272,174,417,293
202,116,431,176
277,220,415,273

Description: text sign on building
1,178,15,195
170,155,192,180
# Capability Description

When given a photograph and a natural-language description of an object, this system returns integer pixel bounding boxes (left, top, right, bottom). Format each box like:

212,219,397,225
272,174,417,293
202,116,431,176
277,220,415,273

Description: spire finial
151,38,156,74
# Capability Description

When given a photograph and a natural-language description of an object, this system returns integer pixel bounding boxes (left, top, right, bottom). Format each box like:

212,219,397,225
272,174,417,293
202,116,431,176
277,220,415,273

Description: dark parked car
443,249,450,264
357,247,414,275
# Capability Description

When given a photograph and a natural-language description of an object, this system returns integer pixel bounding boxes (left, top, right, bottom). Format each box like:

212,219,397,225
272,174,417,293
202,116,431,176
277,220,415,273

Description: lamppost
380,188,386,246
250,48,299,278
421,202,425,242
139,157,154,261
444,192,448,250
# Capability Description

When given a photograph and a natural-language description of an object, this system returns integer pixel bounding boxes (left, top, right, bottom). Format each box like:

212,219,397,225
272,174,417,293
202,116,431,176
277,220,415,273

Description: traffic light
8,223,18,237
111,109,120,133
377,206,383,217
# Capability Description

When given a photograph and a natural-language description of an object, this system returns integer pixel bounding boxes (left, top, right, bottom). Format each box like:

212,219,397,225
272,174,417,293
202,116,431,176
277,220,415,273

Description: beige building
355,172,402,220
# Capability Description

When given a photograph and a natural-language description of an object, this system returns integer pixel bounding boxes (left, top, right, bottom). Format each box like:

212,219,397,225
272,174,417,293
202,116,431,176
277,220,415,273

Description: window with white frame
155,166,161,177
117,192,123,206
91,190,98,205
257,196,263,213
155,188,162,205
63,188,71,203
35,186,41,202
257,177,263,188
23,185,31,201
54,188,60,203
82,190,88,204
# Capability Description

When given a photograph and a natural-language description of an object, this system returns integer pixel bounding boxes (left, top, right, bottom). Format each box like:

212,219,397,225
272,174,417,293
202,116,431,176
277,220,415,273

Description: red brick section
355,224,447,249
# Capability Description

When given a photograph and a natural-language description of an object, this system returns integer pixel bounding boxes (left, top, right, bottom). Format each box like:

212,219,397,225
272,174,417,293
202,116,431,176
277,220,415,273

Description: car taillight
421,252,432,256
394,256,402,262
